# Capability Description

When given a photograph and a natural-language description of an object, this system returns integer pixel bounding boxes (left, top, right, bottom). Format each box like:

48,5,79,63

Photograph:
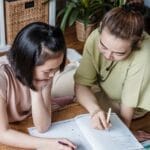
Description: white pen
106,108,112,124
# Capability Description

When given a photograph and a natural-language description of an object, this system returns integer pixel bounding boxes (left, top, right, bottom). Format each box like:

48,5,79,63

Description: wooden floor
65,26,84,54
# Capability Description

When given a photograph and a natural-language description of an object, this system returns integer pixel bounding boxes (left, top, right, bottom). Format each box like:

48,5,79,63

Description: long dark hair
8,22,66,89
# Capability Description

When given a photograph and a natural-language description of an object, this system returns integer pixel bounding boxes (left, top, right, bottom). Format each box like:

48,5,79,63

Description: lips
34,78,50,82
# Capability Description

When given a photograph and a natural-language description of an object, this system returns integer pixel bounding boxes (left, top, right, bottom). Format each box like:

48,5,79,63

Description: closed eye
113,52,126,56
43,67,60,74
100,40,108,50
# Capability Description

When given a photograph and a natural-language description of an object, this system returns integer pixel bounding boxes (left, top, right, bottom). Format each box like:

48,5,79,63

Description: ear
98,22,102,33
132,37,142,50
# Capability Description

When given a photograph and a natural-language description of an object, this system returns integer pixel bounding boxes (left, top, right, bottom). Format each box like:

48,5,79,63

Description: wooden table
0,102,150,150
0,103,87,150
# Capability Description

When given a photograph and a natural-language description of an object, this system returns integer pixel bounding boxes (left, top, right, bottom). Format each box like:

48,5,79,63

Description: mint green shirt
75,29,150,111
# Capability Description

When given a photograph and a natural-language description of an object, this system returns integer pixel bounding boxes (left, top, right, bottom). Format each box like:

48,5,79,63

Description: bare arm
75,83,110,129
75,83,101,113
120,103,134,127
0,98,43,149
30,79,53,133
0,97,76,150
119,104,150,142
31,89,51,133
75,84,134,127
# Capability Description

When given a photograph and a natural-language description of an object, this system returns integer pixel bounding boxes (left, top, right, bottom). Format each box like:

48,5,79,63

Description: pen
58,141,75,150
106,108,112,124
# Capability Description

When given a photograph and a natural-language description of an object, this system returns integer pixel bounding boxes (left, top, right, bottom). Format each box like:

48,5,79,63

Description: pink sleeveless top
0,56,74,123
0,57,31,122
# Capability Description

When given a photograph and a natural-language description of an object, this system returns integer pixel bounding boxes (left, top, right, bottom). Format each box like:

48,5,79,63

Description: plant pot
75,20,97,42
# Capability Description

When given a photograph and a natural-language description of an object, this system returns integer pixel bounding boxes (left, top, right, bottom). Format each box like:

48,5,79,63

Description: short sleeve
121,60,145,107
122,35,150,110
74,29,99,86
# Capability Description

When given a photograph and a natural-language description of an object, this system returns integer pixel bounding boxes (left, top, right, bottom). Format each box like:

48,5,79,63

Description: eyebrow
100,40,108,49
43,66,60,72
100,40,126,55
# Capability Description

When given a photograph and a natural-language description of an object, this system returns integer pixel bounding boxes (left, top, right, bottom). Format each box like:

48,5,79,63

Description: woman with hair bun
75,1,150,141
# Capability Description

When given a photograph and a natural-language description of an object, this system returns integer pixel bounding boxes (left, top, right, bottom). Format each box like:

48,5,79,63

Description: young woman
75,2,150,141
0,22,76,149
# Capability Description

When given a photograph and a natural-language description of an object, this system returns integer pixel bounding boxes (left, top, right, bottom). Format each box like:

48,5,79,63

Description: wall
144,0,150,8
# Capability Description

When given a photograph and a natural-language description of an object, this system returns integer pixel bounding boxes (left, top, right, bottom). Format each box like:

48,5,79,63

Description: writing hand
91,109,111,130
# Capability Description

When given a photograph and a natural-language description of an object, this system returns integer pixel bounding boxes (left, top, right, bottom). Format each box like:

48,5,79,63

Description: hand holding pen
106,108,112,130
106,108,111,124
91,108,112,130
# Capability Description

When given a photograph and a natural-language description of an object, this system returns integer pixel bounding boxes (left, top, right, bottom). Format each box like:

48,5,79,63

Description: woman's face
98,27,132,61
33,53,64,90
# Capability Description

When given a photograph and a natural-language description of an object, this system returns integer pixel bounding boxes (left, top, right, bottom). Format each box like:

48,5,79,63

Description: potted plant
112,0,125,7
57,0,113,42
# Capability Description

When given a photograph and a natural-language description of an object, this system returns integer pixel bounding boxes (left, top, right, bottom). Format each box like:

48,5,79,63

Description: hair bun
122,2,145,15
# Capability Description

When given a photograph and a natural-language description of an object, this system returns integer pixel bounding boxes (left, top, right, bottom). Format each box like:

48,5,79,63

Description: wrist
30,89,43,103
30,89,42,96
36,138,48,149
90,108,103,118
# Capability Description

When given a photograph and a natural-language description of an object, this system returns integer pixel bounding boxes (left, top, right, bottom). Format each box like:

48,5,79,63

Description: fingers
134,130,150,142
58,139,77,150
91,111,105,130
92,116,104,130
91,110,111,130
62,139,76,149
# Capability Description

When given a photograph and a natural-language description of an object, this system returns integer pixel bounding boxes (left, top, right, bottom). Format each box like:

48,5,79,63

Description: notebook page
28,118,92,150
75,113,143,150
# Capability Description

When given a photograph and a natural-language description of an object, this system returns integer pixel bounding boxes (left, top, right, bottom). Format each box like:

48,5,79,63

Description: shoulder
83,28,100,57
119,33,150,75
141,32,150,52
0,55,10,70
0,58,11,102
0,55,9,65
0,57,14,83
130,33,150,65
85,28,100,46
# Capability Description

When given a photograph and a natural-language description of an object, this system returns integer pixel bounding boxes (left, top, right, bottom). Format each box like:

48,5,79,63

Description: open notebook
28,113,143,150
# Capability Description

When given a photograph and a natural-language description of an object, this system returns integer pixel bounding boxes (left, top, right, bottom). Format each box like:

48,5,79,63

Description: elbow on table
36,122,52,133
0,128,11,141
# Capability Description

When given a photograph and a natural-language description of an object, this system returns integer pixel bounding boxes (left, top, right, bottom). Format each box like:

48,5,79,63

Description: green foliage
58,0,112,32
57,0,125,32
113,0,125,7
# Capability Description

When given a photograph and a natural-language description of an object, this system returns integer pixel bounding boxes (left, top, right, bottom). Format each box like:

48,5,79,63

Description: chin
35,82,48,90
105,57,114,61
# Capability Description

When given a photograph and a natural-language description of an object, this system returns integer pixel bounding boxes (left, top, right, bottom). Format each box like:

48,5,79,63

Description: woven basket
5,0,49,45
75,20,97,42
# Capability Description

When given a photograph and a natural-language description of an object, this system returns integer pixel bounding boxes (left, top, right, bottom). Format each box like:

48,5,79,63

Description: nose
105,51,113,60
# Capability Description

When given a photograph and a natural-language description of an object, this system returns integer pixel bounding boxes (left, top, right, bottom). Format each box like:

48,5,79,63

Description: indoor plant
57,0,112,42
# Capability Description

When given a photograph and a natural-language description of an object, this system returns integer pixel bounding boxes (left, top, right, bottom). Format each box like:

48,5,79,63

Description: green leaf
68,9,79,26
60,2,75,32
81,0,90,8
57,9,65,18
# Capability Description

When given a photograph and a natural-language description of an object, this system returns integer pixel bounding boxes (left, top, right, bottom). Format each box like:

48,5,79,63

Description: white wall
0,1,9,51
144,0,150,8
